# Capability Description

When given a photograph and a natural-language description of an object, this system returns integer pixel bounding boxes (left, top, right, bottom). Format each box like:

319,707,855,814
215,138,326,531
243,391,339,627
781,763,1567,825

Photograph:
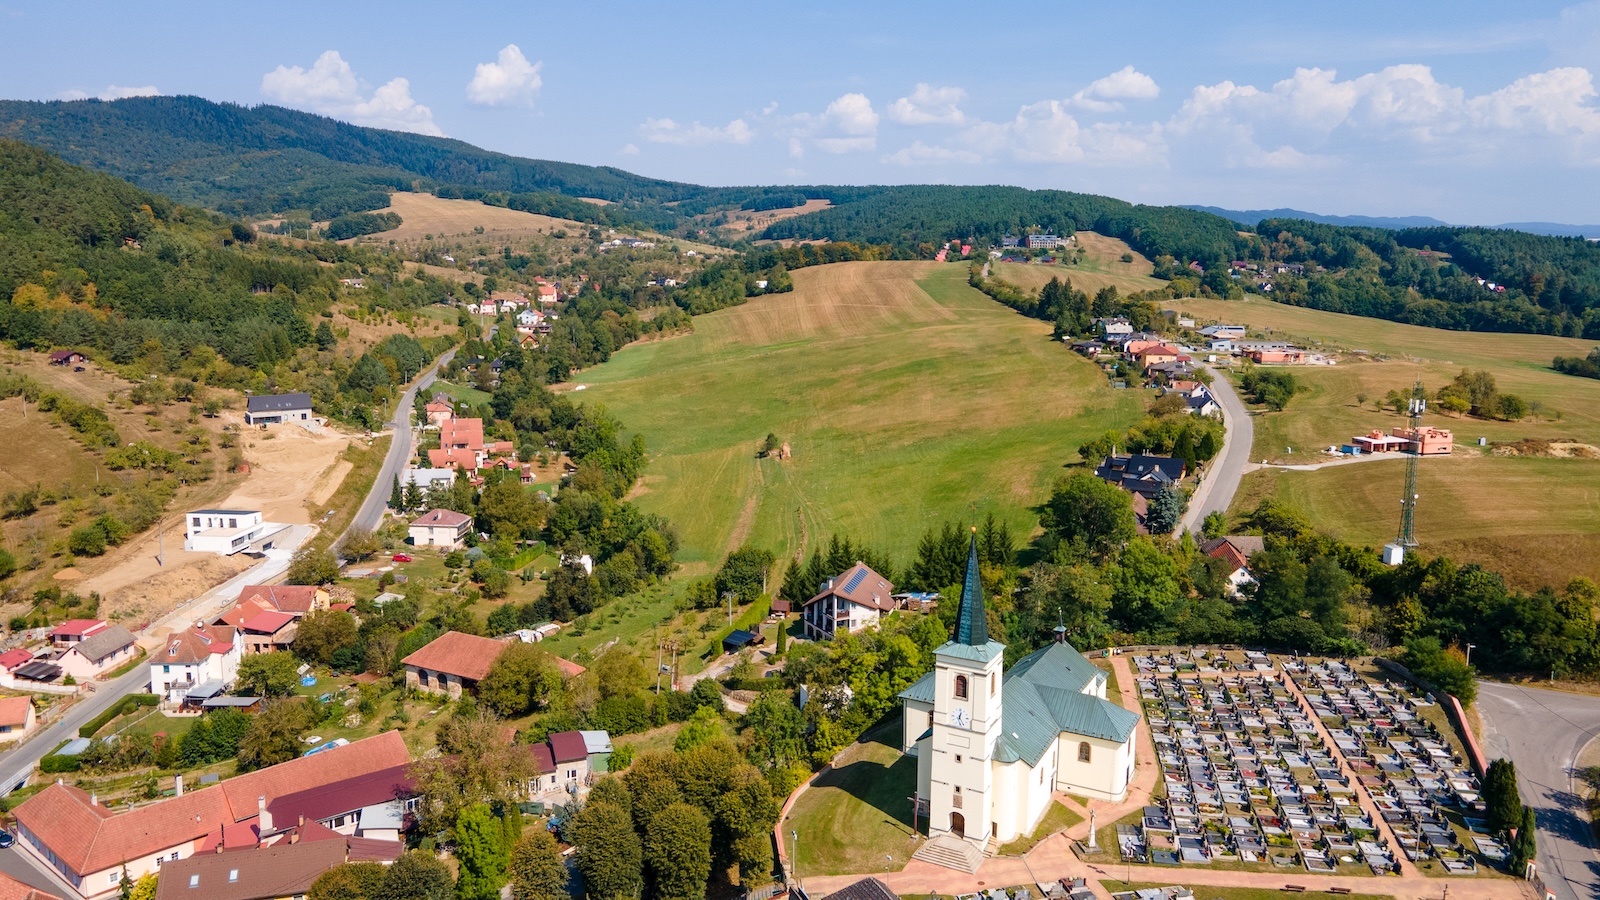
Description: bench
1327,890,1351,896
1282,887,1305,894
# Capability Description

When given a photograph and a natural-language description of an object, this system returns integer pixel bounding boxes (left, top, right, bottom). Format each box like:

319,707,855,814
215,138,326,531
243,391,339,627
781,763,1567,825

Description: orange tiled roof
401,631,507,682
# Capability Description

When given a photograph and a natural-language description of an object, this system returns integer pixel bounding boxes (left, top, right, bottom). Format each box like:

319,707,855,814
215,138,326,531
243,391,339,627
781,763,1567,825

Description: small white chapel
898,531,1140,850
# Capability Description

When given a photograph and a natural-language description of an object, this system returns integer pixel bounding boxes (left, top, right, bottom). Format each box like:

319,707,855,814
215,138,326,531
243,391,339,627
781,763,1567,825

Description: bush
68,525,108,557
40,754,80,773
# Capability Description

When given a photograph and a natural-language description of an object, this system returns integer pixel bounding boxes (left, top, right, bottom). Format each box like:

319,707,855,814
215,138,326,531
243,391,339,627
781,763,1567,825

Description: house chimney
289,830,299,845
174,775,183,797
90,792,97,806
258,796,272,834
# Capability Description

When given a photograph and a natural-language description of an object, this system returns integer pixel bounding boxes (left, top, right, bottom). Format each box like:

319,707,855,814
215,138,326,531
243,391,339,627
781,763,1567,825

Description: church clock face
951,707,969,729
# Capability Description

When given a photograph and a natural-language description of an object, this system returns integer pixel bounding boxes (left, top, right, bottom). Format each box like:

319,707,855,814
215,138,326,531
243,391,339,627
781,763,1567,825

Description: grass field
995,231,1165,297
782,715,920,876
1157,297,1600,589
356,191,587,244
574,261,1145,572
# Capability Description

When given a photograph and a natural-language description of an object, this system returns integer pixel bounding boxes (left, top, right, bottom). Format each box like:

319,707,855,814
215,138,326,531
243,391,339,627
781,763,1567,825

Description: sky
2,1,1599,224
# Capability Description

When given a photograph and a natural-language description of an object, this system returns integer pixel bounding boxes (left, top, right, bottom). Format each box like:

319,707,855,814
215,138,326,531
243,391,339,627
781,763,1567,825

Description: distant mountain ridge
1186,204,1600,239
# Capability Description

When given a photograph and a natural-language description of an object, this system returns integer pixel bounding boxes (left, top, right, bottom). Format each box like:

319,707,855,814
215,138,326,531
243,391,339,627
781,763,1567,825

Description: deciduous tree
237,650,301,697
508,828,570,900
569,800,642,900
643,802,711,900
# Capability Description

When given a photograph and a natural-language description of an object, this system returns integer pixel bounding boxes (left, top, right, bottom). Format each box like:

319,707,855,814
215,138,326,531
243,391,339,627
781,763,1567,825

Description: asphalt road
341,344,463,545
1477,680,1600,900
1180,366,1254,534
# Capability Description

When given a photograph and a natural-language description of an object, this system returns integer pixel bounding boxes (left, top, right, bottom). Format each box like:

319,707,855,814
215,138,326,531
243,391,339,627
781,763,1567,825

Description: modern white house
402,468,457,492
800,562,896,641
244,392,314,426
183,509,287,555
899,535,1139,863
408,509,473,549
150,624,242,706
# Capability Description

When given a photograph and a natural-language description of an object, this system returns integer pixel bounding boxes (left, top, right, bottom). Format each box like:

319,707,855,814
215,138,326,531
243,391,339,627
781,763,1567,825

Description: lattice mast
1397,379,1426,547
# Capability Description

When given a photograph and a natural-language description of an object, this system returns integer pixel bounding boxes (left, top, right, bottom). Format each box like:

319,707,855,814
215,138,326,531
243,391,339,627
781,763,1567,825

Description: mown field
1174,296,1600,589
994,231,1165,297
574,261,1145,573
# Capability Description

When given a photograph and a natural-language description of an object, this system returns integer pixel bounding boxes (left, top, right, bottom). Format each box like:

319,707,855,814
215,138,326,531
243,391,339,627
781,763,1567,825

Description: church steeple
956,527,988,645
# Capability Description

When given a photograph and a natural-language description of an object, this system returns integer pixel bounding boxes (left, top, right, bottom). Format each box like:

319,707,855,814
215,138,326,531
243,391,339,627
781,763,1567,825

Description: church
898,533,1140,848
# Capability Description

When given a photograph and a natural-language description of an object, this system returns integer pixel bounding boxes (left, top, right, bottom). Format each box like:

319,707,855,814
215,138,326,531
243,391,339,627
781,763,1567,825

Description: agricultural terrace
1163,297,1600,589
574,261,1145,572
994,232,1166,297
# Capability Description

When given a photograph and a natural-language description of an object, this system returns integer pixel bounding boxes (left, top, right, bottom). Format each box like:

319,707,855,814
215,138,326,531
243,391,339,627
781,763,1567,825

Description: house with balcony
151,624,241,706
801,562,896,641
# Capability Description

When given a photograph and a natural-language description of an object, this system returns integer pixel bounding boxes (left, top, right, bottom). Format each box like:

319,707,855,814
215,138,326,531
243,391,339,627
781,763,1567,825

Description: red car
391,553,413,562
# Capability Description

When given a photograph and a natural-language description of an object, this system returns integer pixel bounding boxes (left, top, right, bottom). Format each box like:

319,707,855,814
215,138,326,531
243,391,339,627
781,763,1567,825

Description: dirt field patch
1492,439,1600,458
227,418,353,523
995,231,1164,297
354,192,588,244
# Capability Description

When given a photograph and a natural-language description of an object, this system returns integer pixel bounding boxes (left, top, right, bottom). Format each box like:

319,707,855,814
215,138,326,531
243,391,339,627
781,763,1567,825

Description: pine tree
1484,758,1523,835
1147,484,1186,535
389,475,403,510
1510,806,1537,871
774,620,787,657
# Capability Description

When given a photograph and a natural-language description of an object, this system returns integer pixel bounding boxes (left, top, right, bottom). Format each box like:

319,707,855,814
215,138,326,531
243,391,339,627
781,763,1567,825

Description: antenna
1396,378,1425,548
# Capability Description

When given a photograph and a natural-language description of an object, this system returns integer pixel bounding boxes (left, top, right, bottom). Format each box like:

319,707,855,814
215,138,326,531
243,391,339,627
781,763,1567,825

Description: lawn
431,379,494,407
994,231,1166,297
997,799,1082,855
1162,296,1600,590
576,261,1145,573
783,714,921,877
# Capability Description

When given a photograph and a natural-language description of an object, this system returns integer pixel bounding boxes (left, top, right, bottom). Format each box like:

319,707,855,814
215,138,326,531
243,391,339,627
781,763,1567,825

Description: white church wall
902,700,933,754
1054,733,1134,802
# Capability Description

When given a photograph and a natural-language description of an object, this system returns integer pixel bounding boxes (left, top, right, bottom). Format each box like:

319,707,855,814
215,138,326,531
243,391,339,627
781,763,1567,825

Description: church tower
926,529,1007,846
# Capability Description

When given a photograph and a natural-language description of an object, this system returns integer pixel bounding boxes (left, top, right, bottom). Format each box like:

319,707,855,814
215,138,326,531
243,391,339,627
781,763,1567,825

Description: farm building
48,350,86,366
244,392,314,426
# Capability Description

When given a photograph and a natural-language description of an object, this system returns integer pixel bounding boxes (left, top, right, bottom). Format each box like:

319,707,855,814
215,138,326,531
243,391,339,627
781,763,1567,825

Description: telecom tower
1383,379,1426,565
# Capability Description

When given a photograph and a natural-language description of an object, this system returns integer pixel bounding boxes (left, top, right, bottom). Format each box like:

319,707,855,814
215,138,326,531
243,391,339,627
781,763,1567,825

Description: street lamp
791,829,800,893
1465,643,1476,667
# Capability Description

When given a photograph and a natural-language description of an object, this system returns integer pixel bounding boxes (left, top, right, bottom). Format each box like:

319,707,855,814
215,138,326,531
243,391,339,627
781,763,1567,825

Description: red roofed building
49,619,109,647
424,399,454,425
0,648,33,673
231,585,328,618
0,871,62,900
12,732,410,899
522,730,611,800
150,624,241,705
403,631,583,699
408,509,473,549
0,696,35,743
801,562,895,641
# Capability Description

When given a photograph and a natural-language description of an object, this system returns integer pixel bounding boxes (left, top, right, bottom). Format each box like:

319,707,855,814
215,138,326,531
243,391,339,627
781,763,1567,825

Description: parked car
73,366,86,372
392,553,413,562
0,829,15,848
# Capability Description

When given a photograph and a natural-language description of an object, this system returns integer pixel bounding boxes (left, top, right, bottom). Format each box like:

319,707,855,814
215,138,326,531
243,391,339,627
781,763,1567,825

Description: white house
151,624,241,706
402,468,457,492
1200,536,1265,597
801,562,896,641
899,535,1139,860
516,309,545,328
408,509,472,549
1094,316,1133,338
183,509,287,555
244,392,314,426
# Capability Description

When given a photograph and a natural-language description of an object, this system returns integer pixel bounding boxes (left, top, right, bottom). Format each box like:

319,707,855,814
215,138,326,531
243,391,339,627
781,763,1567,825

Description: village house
402,467,457,493
243,392,314,426
424,399,454,424
150,838,379,900
231,585,329,618
151,623,241,706
212,585,328,655
408,509,473,549
56,623,137,681
265,762,417,842
183,509,286,556
12,733,410,900
1136,344,1184,372
1351,430,1411,454
1245,347,1308,364
524,730,614,801
1199,324,1246,339
48,350,86,366
899,537,1138,858
0,871,59,900
1199,535,1266,597
403,631,584,700
1394,425,1453,455
1094,316,1132,338
0,695,36,743
1026,234,1066,249
49,619,110,648
1095,454,1186,498
536,283,559,305
1186,391,1221,417
801,562,896,641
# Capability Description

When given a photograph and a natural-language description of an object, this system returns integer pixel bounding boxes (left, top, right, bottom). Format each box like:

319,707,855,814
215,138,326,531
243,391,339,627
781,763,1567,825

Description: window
332,815,347,828
954,675,968,699
567,769,577,779
171,853,179,861
927,711,934,728
188,874,199,888
112,874,123,885
1078,742,1092,763
228,869,239,883
164,665,170,673
990,673,996,695
955,754,962,764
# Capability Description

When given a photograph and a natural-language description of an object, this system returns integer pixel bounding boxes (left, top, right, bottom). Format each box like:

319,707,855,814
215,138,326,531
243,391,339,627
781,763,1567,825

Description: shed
722,629,760,655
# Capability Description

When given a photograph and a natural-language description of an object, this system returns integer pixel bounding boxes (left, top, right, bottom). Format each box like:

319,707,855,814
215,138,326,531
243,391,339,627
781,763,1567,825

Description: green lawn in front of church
783,713,923,876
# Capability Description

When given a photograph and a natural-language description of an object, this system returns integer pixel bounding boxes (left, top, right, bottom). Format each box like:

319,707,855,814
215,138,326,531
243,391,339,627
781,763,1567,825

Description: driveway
1477,680,1600,900
1181,367,1253,534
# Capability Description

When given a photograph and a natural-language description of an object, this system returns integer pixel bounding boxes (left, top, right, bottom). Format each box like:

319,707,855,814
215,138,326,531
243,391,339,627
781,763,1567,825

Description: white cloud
59,84,160,101
811,93,880,153
261,51,441,136
639,117,753,145
1468,67,1600,134
883,140,982,165
888,84,967,125
466,44,543,107
947,99,1166,167
619,143,640,155
1068,65,1160,112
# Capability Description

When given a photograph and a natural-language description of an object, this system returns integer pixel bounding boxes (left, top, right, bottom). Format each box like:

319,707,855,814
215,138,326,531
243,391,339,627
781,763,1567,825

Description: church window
955,754,962,764
928,711,934,728
954,675,968,699
1078,742,1092,763
989,673,996,695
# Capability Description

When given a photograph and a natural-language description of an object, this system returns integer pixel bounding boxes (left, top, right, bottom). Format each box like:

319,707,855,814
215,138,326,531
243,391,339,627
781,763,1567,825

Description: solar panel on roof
842,568,869,593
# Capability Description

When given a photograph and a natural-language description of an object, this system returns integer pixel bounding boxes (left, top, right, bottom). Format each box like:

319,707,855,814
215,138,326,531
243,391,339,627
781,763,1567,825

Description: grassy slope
783,715,919,876
576,261,1144,572
995,231,1166,297
1169,296,1600,589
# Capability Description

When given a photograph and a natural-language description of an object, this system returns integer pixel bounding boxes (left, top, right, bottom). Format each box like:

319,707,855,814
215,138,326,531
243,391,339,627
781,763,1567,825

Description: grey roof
202,696,262,708
994,642,1139,764
246,392,313,413
184,679,226,700
71,622,136,662
935,640,1005,664
1007,642,1104,694
823,877,901,900
955,532,988,646
898,671,936,704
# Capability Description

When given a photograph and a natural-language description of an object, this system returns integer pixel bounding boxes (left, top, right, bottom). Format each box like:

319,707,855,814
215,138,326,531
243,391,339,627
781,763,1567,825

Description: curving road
1181,366,1253,534
1477,680,1600,900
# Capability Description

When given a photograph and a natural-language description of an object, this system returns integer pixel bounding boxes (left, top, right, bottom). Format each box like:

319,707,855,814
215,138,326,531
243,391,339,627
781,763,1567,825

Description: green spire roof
956,529,988,645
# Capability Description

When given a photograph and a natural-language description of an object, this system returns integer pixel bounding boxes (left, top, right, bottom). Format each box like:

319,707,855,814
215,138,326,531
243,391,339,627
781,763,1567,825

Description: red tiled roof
235,585,322,615
548,731,588,764
49,619,107,638
162,625,237,664
266,763,414,825
346,837,404,862
240,611,297,634
439,418,484,450
554,656,585,677
272,819,345,846
14,732,409,877
0,870,63,900
803,562,895,611
409,509,473,530
150,838,348,900
527,742,556,775
0,649,32,671
424,400,453,413
401,631,506,681
195,816,262,853
427,447,480,470
0,697,30,728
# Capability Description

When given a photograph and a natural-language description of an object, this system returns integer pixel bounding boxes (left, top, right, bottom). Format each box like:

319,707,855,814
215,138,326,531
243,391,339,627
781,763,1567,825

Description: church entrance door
950,812,965,838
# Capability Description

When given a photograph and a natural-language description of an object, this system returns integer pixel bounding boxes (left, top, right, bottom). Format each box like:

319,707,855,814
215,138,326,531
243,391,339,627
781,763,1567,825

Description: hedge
78,693,159,738
702,594,772,659
40,754,80,773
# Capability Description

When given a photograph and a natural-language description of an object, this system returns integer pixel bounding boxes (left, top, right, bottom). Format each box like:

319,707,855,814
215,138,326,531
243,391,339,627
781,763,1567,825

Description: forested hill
0,139,458,426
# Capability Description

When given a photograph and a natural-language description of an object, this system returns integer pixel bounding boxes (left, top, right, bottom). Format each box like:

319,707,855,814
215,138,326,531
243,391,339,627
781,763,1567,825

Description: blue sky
3,1,1598,223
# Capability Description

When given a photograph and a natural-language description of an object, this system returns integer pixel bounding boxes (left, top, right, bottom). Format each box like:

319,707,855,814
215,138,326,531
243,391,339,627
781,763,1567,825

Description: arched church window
1078,741,1092,763
954,675,968,699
